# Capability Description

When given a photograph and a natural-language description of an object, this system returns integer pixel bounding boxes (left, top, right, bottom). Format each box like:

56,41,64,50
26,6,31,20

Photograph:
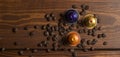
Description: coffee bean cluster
7,4,108,57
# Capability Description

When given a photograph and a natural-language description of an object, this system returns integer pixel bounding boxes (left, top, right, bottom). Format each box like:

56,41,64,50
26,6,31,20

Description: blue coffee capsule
65,9,79,23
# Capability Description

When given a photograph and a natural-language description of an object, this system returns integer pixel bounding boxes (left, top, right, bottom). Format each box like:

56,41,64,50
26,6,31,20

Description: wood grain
0,0,120,57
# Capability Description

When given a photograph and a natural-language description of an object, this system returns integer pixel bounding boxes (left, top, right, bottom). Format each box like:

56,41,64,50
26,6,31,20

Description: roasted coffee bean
29,55,33,57
83,48,88,52
81,4,89,10
25,48,30,50
103,42,107,45
23,26,28,30
47,37,51,41
53,47,58,51
37,43,43,47
41,25,46,30
54,26,59,31
52,43,58,51
49,32,55,36
72,4,77,9
52,16,56,21
31,49,38,53
97,18,100,23
52,37,58,41
87,40,91,45
90,47,94,51
18,51,24,55
44,31,50,36
78,29,83,33
77,44,82,48
91,32,96,37
51,26,55,31
63,22,68,26
45,14,50,18
83,29,87,33
52,43,57,47
81,39,86,44
12,27,17,33
13,42,18,46
29,31,34,36
50,13,55,17
97,34,102,38
72,52,76,57
101,33,106,38
42,41,48,45
80,10,86,15
0,48,5,52
68,49,74,52
91,39,98,45
46,49,51,52
98,26,102,30
33,25,38,29
87,30,92,35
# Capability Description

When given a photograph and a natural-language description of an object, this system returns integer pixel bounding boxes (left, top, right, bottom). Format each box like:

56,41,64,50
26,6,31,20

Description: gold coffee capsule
67,31,81,46
83,14,97,29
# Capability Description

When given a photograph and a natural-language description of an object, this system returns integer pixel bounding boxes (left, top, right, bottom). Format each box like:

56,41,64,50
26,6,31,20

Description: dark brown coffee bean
41,25,46,30
87,40,91,45
0,48,5,52
23,26,28,30
101,33,106,38
33,25,38,29
51,26,55,31
31,49,38,53
87,30,92,35
91,32,96,37
83,29,87,33
45,14,50,18
80,10,86,15
53,47,58,51
29,31,34,36
52,16,56,21
42,41,48,45
46,49,51,52
103,42,107,45
52,43,57,47
29,55,33,57
37,43,43,47
90,47,94,51
49,32,55,36
97,34,102,38
25,48,30,50
47,37,51,41
12,27,17,33
50,13,55,17
54,26,59,31
77,44,82,48
68,49,74,52
81,39,86,44
18,51,24,55
72,4,77,9
44,31,49,36
72,52,76,57
83,48,88,52
98,26,102,30
81,4,89,10
91,39,98,45
78,29,83,33
13,42,18,46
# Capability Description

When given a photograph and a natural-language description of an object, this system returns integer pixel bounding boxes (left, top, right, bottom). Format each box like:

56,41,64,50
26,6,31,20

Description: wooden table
0,0,120,57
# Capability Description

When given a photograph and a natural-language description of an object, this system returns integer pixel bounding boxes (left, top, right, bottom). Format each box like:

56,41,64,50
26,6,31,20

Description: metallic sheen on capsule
67,31,81,46
65,9,79,23
83,14,97,29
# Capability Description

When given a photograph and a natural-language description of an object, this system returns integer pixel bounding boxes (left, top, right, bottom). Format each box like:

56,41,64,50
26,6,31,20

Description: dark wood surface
0,0,120,57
